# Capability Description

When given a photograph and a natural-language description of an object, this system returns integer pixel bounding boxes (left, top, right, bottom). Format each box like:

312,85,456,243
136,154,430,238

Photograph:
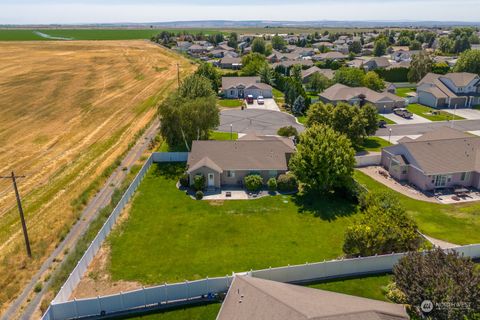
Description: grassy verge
354,170,480,245
217,99,243,108
108,163,357,284
378,114,396,124
407,104,464,121
272,88,285,106
209,131,238,140
355,137,392,153
124,303,221,320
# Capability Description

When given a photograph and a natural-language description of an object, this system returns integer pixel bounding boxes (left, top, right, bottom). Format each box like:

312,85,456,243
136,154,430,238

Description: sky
0,0,479,24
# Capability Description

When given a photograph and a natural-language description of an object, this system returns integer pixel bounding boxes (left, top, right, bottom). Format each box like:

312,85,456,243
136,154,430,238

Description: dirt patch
71,246,141,299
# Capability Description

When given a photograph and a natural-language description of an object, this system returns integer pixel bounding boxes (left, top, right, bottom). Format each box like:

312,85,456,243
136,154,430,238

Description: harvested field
0,40,194,313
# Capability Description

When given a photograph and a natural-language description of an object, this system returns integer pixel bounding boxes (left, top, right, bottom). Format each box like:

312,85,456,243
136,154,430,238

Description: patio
433,188,480,204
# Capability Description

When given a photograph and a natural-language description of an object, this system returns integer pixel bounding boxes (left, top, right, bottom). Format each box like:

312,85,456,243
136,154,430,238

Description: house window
269,170,278,177
401,166,408,175
227,170,235,178
230,90,234,95
461,172,470,181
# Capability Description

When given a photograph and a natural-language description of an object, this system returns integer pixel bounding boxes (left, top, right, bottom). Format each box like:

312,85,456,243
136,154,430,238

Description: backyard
356,137,392,153
395,87,416,98
406,103,464,121
107,163,358,285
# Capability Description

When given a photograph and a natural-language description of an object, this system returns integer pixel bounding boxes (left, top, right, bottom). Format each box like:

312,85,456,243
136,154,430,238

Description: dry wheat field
0,40,194,312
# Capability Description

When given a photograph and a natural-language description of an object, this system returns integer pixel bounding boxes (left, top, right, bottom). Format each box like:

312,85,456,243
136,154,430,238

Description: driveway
376,119,480,137
219,109,304,135
247,98,280,111
443,108,480,120
382,113,432,124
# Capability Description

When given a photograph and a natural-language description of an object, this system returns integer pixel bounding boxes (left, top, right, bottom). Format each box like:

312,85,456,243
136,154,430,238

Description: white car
257,96,265,105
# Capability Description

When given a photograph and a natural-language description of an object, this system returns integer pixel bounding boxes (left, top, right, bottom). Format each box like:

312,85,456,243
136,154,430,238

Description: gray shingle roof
216,276,410,320
320,84,404,104
221,77,272,90
187,139,295,172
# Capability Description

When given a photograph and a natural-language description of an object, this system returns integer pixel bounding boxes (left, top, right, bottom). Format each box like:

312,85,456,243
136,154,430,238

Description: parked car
393,108,413,119
246,95,254,104
257,96,265,105
378,120,387,128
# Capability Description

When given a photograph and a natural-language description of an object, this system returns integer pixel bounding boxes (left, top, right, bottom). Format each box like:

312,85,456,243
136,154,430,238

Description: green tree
409,40,422,50
241,53,268,76
454,35,471,54
307,72,331,93
178,74,215,99
348,40,362,54
334,67,365,87
290,124,355,193
396,36,411,46
393,248,480,320
374,38,388,57
271,34,286,51
292,95,306,115
343,191,421,257
291,64,303,83
439,37,454,54
195,63,221,92
432,62,450,75
258,64,276,85
360,104,379,136
227,32,238,49
454,49,480,75
408,51,432,83
363,71,385,91
251,37,266,55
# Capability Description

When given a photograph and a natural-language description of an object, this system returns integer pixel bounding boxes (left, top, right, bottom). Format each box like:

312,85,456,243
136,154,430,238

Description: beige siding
189,166,221,189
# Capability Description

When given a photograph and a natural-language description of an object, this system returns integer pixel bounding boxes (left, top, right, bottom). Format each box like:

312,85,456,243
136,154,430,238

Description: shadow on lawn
151,163,185,180
292,191,357,222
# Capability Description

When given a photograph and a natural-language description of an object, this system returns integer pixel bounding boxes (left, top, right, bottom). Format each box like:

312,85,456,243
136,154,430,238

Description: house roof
187,139,295,173
418,72,480,99
221,77,272,90
384,127,480,175
220,57,242,65
441,72,479,87
216,276,410,320
272,60,314,68
366,57,391,68
320,83,404,104
301,66,335,80
317,51,348,60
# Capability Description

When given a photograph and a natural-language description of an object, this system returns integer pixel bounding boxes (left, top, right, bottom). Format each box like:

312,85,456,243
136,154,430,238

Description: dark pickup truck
393,108,413,119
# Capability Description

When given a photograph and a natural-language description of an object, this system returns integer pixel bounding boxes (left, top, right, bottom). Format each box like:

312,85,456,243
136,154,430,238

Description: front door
238,89,244,99
207,173,215,187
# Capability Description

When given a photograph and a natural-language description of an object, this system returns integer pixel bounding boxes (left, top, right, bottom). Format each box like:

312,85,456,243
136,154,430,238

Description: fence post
74,299,78,318
185,281,189,301
164,283,168,304
143,286,146,307
120,292,124,309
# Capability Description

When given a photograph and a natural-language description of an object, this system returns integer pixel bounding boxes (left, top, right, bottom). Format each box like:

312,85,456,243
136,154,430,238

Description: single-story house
417,72,480,108
381,127,480,191
315,51,348,61
187,136,295,189
222,76,273,99
319,83,405,112
301,66,335,83
217,275,410,320
363,57,391,71
219,57,242,69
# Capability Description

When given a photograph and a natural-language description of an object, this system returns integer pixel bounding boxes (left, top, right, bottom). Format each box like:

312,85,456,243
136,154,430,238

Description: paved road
376,119,480,137
219,109,304,135
2,119,160,320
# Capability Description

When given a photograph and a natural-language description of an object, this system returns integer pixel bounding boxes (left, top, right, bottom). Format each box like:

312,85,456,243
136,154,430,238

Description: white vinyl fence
42,244,480,320
355,154,382,167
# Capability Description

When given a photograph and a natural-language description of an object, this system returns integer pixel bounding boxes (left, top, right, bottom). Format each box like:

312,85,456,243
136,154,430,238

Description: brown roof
220,57,242,65
384,127,480,175
222,76,272,90
216,276,409,320
320,84,404,104
317,51,348,60
301,66,335,80
441,72,479,87
418,72,480,99
187,139,295,173
367,57,391,68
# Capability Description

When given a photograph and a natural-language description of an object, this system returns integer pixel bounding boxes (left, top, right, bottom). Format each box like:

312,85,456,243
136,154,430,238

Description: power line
0,171,31,258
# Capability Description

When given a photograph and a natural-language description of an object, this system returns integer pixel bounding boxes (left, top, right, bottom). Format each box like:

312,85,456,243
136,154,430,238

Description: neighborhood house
417,72,480,108
222,76,273,99
381,127,480,191
319,83,405,112
187,136,295,189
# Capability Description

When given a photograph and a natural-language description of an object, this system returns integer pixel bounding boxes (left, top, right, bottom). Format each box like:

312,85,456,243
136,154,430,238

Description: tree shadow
152,162,185,180
292,190,357,222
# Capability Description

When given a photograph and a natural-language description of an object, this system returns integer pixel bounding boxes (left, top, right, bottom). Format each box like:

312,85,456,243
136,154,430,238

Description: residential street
376,119,480,137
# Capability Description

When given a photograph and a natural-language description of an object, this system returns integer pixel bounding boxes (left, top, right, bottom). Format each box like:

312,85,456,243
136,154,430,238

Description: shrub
277,126,298,139
193,174,205,191
179,173,189,187
267,178,277,192
244,174,263,191
277,174,298,191
34,282,43,293
195,191,204,200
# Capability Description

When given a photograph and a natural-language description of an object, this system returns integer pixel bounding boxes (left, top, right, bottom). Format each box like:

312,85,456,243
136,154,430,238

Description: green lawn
377,114,395,124
126,303,221,320
355,171,480,245
272,88,285,106
309,274,392,302
108,163,357,284
395,87,416,98
296,115,307,124
217,99,243,108
407,104,464,121
158,131,238,151
356,137,392,153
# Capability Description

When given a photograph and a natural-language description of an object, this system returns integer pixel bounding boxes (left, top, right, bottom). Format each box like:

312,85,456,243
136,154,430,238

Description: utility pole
1,171,31,258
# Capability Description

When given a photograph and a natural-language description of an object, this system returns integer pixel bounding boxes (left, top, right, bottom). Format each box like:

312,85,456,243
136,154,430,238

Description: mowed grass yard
355,171,480,245
407,103,464,121
108,163,357,285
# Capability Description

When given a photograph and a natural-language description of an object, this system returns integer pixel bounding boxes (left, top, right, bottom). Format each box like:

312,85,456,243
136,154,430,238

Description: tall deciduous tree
290,124,355,193
454,49,480,75
393,248,480,320
251,37,266,55
241,53,268,76
374,38,388,57
348,40,362,54
195,63,221,92
271,35,286,51
334,67,366,87
307,72,331,93
363,71,385,91
408,51,432,83
178,74,215,99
